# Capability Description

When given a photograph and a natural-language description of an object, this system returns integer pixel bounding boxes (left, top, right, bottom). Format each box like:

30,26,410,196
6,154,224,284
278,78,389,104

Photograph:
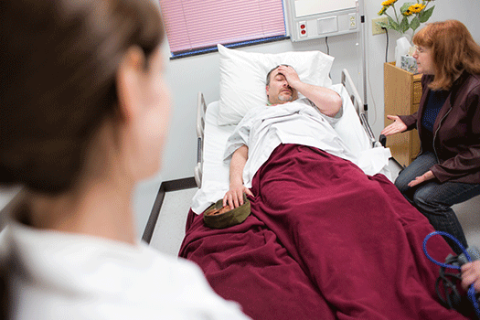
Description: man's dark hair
266,64,292,86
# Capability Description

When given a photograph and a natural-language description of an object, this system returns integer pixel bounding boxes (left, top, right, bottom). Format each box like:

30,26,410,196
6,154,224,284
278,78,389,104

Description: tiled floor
149,187,198,257
149,161,480,257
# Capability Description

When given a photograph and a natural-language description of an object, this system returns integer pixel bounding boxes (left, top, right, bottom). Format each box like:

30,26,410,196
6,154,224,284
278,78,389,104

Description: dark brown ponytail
0,0,164,195
0,262,8,320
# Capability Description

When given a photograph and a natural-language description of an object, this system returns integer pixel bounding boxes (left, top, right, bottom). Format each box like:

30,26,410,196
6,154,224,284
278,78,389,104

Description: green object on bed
203,194,251,229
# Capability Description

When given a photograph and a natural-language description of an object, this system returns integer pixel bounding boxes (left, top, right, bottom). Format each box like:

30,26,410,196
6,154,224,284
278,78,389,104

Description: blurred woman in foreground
0,1,250,319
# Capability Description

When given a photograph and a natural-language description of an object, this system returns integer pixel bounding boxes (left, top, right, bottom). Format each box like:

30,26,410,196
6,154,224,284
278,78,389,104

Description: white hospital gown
224,98,358,188
1,220,251,320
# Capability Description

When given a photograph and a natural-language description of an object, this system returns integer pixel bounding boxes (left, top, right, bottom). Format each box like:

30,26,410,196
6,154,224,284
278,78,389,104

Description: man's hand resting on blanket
224,145,253,209
223,185,253,210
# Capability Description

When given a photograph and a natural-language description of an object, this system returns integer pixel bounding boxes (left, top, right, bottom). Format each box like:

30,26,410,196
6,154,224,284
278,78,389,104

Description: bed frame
194,69,380,188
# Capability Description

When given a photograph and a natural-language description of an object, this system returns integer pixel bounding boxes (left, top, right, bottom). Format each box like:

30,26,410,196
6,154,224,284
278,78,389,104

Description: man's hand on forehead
276,65,301,88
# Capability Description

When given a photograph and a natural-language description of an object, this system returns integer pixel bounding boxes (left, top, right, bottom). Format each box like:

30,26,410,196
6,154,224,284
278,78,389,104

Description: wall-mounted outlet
372,17,388,35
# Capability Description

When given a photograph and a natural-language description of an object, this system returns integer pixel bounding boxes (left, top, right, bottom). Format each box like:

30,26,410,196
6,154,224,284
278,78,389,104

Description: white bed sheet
191,84,392,214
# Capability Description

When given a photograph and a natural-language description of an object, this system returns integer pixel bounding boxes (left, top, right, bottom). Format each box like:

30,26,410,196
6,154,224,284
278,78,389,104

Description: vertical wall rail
358,0,368,117
194,92,206,188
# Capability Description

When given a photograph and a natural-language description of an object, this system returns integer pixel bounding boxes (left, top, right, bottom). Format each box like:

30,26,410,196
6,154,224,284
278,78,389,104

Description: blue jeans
395,151,480,254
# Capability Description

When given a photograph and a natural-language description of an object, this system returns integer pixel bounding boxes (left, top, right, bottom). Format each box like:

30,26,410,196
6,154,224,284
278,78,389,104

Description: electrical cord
325,36,332,79
435,269,463,309
423,231,480,318
367,68,377,126
382,27,389,63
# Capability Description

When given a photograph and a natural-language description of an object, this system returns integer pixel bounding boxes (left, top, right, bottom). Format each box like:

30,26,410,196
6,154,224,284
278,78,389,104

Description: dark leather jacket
399,72,480,184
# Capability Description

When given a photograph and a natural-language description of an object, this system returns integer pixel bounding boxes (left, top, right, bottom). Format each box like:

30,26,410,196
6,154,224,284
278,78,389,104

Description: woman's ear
116,46,146,122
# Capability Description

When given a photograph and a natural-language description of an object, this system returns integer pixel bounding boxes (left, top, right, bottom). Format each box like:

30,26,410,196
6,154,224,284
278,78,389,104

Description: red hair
413,20,480,90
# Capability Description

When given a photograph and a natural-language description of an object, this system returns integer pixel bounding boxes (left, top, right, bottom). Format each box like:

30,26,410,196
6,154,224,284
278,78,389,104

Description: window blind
159,0,286,55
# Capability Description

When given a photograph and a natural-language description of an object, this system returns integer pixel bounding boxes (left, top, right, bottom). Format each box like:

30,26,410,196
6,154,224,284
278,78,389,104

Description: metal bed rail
194,92,207,188
341,69,379,148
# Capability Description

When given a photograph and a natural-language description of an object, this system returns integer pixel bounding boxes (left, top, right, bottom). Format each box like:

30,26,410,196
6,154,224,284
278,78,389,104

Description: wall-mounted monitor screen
294,0,357,18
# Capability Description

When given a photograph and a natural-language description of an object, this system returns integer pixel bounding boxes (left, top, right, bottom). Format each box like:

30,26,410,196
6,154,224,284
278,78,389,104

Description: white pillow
217,44,334,126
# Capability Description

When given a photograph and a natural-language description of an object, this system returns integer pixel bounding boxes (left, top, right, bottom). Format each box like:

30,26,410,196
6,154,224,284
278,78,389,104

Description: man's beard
278,93,294,102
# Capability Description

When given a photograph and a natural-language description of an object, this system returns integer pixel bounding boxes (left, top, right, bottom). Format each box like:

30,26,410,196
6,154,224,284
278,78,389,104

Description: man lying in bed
214,65,472,319
224,64,354,209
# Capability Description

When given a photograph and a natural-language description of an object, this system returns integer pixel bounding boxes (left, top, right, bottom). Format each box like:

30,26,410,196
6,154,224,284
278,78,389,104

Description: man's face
266,68,298,105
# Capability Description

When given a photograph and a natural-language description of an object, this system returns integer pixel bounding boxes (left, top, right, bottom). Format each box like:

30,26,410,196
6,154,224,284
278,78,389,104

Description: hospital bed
193,68,383,192
179,45,470,320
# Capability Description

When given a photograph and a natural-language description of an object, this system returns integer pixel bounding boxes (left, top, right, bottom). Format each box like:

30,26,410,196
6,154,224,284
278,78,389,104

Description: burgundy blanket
179,144,469,319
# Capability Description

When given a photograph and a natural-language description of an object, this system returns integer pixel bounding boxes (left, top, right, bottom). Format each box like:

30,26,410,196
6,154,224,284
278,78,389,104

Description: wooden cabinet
384,62,422,167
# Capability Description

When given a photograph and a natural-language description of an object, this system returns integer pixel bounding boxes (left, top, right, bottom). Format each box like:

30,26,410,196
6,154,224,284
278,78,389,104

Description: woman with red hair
382,20,480,253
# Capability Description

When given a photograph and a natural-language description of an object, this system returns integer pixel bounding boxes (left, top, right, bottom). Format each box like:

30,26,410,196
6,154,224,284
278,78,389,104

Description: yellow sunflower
408,3,426,13
378,6,388,15
381,0,398,7
402,9,413,16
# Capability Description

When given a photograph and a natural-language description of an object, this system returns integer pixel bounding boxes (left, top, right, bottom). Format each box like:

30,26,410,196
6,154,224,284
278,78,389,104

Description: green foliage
410,16,421,31
419,6,435,23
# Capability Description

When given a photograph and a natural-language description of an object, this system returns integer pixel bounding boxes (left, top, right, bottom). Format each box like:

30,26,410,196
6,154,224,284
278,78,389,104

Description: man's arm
277,65,342,117
223,145,253,209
